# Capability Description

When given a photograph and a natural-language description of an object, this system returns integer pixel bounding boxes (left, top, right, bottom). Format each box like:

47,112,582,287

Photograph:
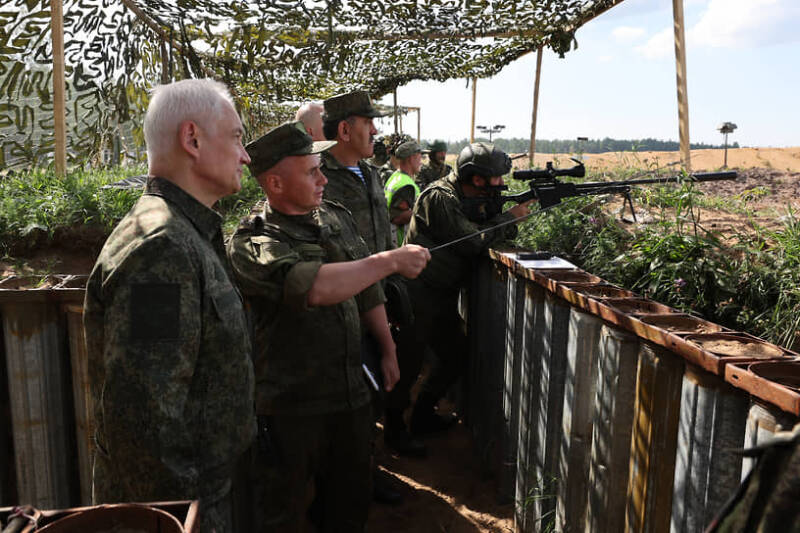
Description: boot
410,398,457,436
384,409,427,458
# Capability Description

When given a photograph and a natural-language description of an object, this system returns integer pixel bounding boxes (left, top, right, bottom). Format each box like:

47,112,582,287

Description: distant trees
428,137,740,155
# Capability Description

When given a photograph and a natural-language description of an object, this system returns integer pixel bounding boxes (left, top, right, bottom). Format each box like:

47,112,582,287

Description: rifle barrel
604,170,737,187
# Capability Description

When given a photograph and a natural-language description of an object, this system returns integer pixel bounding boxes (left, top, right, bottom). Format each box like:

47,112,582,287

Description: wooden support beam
50,0,67,177
672,0,691,172
417,107,420,144
470,77,477,143
393,89,399,134
529,46,544,168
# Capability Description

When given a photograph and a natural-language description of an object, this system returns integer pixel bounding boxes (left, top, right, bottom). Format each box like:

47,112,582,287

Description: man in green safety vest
384,140,422,247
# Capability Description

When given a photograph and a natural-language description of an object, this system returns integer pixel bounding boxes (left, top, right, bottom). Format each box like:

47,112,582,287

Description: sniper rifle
503,158,737,221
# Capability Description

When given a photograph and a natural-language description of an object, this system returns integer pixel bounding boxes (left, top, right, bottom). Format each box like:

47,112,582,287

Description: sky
375,0,800,148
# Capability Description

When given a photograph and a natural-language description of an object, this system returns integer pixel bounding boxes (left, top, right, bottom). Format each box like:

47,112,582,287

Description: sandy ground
530,146,800,173
369,417,514,533
509,146,800,173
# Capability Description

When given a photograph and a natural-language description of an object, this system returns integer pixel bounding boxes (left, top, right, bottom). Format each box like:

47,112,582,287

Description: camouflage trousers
245,404,372,533
92,452,235,533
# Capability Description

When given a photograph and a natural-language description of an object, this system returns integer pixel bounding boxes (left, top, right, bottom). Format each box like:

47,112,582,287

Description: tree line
424,137,740,154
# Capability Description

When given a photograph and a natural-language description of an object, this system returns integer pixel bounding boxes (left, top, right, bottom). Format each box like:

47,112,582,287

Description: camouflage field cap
395,140,421,159
323,90,386,123
428,140,448,153
246,121,336,177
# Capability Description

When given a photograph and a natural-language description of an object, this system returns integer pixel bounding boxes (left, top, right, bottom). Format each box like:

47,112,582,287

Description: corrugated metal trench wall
462,251,800,533
2,253,800,532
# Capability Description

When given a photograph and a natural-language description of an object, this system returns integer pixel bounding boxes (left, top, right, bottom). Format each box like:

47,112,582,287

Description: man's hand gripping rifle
504,158,737,221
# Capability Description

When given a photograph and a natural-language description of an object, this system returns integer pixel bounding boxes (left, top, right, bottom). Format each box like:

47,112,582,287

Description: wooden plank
393,88,398,134
50,0,67,177
529,46,543,168
672,0,692,172
470,77,477,143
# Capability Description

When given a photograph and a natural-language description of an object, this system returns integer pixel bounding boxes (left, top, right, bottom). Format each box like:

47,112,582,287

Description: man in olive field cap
83,78,256,533
320,90,410,502
228,121,430,531
384,140,422,248
320,89,394,257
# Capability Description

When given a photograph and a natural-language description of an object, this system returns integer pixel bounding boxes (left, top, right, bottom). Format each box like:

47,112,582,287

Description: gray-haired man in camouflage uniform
228,121,430,531
83,78,256,533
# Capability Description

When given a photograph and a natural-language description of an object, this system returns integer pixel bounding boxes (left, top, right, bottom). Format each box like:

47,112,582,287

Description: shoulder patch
130,283,180,341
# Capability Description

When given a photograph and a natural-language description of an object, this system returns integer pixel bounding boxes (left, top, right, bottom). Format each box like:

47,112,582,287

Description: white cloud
612,26,646,43
633,0,799,60
598,55,613,63
690,0,800,48
635,27,673,59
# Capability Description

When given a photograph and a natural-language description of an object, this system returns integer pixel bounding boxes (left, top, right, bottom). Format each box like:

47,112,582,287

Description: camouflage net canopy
0,0,622,170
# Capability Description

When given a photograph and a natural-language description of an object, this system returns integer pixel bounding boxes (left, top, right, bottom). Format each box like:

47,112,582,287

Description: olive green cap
395,140,421,159
246,121,336,177
323,90,386,123
428,140,448,152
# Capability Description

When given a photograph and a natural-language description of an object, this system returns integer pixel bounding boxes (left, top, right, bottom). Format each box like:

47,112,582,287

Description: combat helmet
456,142,511,183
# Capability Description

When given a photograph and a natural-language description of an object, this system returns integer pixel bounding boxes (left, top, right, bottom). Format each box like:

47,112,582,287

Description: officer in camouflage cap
228,121,430,530
83,79,256,533
401,142,535,435
320,90,394,256
320,90,407,502
416,139,451,190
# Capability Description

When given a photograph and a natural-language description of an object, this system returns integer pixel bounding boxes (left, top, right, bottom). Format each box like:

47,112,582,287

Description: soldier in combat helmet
397,142,535,436
416,139,451,190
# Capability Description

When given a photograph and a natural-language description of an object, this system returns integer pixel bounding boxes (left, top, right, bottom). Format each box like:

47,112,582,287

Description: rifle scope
512,159,585,181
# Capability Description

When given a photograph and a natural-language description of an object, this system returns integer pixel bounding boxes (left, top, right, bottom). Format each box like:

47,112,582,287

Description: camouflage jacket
405,175,517,290
228,200,383,416
83,177,256,505
416,161,452,190
708,423,800,533
320,151,394,255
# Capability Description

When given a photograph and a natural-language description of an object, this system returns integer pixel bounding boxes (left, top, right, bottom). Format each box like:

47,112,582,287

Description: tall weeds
0,167,264,255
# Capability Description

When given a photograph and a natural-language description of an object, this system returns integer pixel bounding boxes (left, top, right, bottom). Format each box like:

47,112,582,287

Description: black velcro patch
130,283,180,341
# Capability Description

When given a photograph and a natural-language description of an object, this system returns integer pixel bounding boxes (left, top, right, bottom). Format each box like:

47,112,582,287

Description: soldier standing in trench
83,78,256,533
401,142,535,435
228,121,430,531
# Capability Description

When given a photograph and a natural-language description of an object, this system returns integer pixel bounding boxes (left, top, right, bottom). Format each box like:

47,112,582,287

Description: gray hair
144,78,234,162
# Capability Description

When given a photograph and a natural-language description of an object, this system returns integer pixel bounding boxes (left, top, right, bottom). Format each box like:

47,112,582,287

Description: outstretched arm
307,245,430,307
